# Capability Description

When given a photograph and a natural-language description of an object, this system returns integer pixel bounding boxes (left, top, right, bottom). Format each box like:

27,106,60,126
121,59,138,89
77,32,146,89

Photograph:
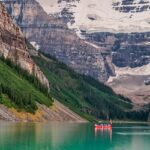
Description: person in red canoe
109,119,112,125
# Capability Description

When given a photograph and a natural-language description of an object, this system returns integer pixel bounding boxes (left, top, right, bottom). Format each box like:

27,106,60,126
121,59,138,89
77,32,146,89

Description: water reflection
0,122,36,150
0,122,87,150
0,122,150,150
95,128,112,141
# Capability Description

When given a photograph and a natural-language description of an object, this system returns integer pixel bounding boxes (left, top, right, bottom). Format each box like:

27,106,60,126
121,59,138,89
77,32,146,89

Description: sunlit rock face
84,32,150,68
3,0,115,82
0,2,49,88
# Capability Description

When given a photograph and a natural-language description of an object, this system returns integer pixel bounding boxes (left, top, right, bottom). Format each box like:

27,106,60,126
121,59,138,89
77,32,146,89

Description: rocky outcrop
113,0,150,13
0,2,49,88
3,0,115,82
84,32,150,68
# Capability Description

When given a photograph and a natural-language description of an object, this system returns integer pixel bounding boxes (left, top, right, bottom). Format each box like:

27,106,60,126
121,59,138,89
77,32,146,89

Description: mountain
3,0,150,69
2,0,115,82
38,0,150,68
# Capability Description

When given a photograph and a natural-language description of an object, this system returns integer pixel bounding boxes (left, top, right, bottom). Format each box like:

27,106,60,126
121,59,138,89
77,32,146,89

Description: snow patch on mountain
115,64,150,76
36,0,66,14
107,63,150,83
37,0,150,34
30,41,40,50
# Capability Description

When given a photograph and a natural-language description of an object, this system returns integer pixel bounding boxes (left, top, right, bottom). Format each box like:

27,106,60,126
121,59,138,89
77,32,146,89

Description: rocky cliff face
0,2,49,88
84,31,150,106
113,0,150,13
84,32,150,68
3,0,115,82
35,0,150,69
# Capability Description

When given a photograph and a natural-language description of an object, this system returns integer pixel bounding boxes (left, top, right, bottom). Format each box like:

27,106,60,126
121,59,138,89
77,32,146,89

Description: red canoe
95,124,112,129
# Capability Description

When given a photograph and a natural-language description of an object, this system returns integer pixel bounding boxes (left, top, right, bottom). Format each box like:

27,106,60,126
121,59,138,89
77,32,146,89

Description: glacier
37,0,150,35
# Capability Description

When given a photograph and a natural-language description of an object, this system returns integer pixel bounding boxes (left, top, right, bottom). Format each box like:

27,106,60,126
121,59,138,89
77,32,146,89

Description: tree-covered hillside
33,53,149,121
0,57,53,113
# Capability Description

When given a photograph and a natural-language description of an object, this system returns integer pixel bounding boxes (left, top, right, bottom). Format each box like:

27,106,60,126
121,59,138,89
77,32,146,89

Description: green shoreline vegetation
0,56,53,113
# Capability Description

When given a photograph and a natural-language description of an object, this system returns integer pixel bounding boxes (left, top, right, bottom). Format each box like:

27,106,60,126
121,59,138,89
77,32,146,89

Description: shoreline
98,120,150,124
113,121,149,124
0,120,149,124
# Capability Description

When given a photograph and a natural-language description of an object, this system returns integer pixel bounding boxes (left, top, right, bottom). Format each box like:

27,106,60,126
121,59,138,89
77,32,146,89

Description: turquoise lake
0,122,150,150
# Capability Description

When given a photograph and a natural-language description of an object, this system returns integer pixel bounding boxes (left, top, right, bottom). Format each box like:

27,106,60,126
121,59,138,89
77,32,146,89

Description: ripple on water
115,132,150,136
113,126,150,129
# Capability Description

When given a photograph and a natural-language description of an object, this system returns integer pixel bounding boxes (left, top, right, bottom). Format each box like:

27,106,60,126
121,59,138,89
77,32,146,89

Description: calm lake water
0,122,150,150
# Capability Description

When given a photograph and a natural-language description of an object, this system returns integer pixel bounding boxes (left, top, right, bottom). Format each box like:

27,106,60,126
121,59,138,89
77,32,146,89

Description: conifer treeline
0,83,37,113
0,56,52,100
35,53,150,121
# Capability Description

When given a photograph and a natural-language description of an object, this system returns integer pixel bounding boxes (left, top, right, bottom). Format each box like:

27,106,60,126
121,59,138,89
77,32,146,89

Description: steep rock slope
3,0,149,76
0,2,49,88
85,32,150,68
108,64,150,106
35,0,150,68
3,0,115,82
113,0,150,13
0,101,86,122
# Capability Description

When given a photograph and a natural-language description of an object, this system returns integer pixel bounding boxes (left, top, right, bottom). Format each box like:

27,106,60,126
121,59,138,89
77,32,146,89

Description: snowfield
37,0,150,34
